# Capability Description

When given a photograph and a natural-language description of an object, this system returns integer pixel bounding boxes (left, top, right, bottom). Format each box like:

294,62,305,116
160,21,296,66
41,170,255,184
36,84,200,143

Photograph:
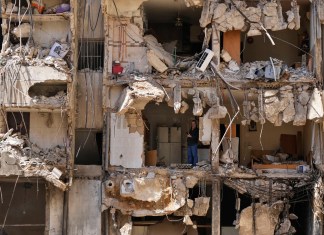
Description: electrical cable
1,175,19,229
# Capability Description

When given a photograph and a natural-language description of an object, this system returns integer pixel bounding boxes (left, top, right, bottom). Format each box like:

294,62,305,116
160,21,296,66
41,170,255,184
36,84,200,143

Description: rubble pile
211,1,300,34
241,85,322,126
0,41,70,73
0,129,67,190
224,178,293,202
30,90,67,107
221,58,313,81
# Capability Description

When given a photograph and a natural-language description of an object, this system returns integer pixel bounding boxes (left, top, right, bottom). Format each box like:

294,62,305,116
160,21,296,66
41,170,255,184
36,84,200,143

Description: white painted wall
33,21,70,48
2,66,68,107
30,112,67,148
68,179,102,235
110,113,144,168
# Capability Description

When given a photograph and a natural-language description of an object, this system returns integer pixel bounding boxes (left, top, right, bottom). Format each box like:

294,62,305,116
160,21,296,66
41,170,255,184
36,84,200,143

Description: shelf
1,12,70,22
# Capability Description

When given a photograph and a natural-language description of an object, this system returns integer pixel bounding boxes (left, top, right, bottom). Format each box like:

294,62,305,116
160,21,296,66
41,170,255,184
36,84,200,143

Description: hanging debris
0,129,67,191
115,81,165,114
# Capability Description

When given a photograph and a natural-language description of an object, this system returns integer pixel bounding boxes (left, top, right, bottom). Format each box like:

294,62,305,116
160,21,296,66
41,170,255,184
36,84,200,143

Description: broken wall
221,90,307,166
67,179,102,235
110,113,144,168
32,21,71,48
0,66,68,108
30,112,68,149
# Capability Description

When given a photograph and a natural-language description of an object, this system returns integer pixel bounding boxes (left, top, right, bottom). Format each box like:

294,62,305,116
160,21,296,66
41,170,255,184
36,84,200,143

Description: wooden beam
223,30,241,64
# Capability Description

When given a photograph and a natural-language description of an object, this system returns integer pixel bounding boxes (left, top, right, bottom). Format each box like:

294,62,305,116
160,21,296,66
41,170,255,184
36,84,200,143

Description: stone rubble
241,85,321,126
211,1,300,34
221,59,313,81
0,129,67,190
30,91,67,107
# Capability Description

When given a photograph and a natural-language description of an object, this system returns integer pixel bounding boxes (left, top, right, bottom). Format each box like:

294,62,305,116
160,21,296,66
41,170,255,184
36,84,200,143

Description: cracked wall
102,171,209,217
110,113,144,168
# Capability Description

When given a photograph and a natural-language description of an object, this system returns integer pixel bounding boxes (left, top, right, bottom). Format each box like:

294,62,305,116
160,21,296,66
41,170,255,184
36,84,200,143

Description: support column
312,177,323,235
212,178,221,235
211,119,221,235
211,24,221,235
0,109,7,133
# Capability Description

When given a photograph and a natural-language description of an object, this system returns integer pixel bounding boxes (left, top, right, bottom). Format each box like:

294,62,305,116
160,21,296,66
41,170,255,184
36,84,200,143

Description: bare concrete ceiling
143,0,310,25
143,0,202,25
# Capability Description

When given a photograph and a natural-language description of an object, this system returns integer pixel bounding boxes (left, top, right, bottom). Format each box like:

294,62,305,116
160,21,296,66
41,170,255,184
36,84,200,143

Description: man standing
187,120,199,166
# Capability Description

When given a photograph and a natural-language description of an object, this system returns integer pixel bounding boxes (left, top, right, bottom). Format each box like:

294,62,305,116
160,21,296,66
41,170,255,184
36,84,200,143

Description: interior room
143,0,203,57
221,90,313,171
142,99,210,167
0,181,46,235
240,1,310,67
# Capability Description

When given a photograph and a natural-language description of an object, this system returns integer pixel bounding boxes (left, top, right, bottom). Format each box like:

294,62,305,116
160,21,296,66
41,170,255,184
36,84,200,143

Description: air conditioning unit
196,48,214,72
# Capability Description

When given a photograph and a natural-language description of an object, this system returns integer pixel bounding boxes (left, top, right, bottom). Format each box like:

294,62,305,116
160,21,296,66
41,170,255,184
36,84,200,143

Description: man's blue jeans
188,144,198,166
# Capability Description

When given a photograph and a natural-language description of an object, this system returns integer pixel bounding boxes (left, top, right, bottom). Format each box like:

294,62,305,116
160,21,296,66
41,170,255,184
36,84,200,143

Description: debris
120,222,132,235
179,101,189,114
221,49,232,63
187,199,194,208
147,50,168,73
183,215,193,225
289,213,298,220
228,60,240,72
239,202,284,235
173,84,182,114
30,91,67,107
116,81,165,114
307,88,324,121
12,23,31,38
49,42,70,58
193,93,203,116
51,167,62,180
192,197,210,216
200,0,217,28
144,35,174,67
185,176,198,188
0,132,67,190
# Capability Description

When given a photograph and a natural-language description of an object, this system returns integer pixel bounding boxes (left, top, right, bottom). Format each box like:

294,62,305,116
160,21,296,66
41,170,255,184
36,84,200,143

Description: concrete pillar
312,177,323,235
212,178,221,235
211,24,221,235
0,109,7,133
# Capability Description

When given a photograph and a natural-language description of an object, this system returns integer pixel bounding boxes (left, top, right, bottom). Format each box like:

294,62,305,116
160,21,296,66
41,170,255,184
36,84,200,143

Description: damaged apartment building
1,0,324,234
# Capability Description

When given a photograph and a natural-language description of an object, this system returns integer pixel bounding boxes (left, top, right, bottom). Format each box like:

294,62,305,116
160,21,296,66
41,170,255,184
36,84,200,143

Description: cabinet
157,127,181,165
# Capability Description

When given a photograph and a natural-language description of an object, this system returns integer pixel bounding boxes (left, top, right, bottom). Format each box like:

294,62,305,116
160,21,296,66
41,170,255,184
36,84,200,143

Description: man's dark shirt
187,127,199,146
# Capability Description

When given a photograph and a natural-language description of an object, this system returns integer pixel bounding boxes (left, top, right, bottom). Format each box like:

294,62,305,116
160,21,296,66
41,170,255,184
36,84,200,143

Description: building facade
0,0,324,234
